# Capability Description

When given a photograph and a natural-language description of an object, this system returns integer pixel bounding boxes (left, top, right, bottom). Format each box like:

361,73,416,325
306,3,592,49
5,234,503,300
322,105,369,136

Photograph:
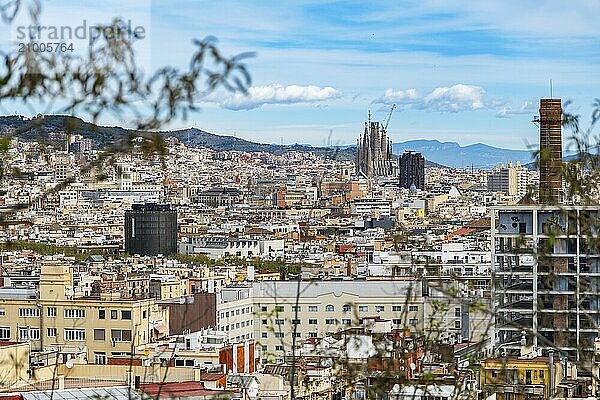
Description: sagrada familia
355,112,394,178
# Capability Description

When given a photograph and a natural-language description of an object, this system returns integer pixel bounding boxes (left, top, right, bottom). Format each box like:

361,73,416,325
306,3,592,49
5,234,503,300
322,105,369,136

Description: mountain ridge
0,114,544,169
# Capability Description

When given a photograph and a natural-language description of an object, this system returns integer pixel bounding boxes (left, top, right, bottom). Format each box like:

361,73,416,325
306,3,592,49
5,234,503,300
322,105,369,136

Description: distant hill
392,140,534,169
0,115,553,170
0,115,355,160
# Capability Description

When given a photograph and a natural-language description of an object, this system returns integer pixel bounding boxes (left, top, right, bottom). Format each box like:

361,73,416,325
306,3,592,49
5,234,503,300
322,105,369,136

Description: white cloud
375,88,421,106
496,101,537,118
373,84,486,113
220,84,342,110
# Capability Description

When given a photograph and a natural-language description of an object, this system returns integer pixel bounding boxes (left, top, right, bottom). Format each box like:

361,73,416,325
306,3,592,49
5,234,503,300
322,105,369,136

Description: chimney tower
538,98,563,204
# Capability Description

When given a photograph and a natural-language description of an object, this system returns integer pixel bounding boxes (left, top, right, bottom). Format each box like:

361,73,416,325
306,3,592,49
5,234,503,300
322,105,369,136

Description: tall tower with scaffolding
355,107,395,178
534,98,563,204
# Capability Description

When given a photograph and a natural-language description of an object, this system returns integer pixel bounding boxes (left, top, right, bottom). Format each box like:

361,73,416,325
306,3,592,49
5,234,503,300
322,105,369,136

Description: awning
154,325,168,334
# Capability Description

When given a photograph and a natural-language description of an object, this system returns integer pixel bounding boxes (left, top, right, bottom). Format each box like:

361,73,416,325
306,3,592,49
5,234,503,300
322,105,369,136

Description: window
275,332,284,338
274,306,284,312
291,306,301,312
375,306,385,312
19,308,40,317
540,370,544,379
94,352,107,365
261,332,268,339
18,327,39,340
143,310,147,319
392,319,402,325
121,310,132,320
409,319,418,326
262,319,268,325
47,307,56,317
64,329,86,341
455,307,461,318
64,309,85,318
309,319,318,325
0,309,5,316
275,345,284,351
309,332,317,338
99,309,106,319
110,310,118,319
94,329,106,341
409,305,418,312
325,304,334,312
454,320,461,329
275,319,284,325
0,327,10,340
308,306,318,312
261,306,267,312
47,328,57,337
111,329,132,342
291,319,301,325
392,306,402,312
358,305,368,312
342,304,352,313
342,319,351,325
325,319,337,325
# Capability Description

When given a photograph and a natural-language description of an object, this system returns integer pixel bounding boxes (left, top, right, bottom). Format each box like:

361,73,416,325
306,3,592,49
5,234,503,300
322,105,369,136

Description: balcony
502,281,533,292
498,298,534,311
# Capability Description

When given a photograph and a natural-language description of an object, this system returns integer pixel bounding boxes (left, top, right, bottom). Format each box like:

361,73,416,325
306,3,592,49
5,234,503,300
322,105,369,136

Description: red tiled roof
466,218,491,229
0,395,22,400
0,341,21,346
199,372,226,381
451,227,476,236
140,381,232,399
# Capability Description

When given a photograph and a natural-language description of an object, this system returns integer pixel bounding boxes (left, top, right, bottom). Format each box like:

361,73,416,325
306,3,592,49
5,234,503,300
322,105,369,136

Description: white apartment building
487,161,529,197
216,286,255,345
58,190,79,207
179,237,285,259
350,199,392,217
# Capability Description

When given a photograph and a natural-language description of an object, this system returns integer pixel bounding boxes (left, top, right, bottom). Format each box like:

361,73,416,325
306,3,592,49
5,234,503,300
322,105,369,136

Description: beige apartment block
250,280,490,363
0,264,169,365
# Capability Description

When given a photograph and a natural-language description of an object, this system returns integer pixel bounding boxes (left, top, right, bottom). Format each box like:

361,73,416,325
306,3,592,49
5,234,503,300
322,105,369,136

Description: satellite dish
65,359,74,369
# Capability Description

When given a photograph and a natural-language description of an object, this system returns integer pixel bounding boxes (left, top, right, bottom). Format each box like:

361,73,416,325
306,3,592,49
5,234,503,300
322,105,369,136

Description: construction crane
383,103,396,131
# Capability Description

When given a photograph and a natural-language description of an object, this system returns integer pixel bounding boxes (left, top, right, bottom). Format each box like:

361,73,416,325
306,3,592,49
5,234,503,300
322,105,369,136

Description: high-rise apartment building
398,151,425,190
355,113,394,178
492,205,600,370
538,98,563,204
124,203,178,256
488,161,529,197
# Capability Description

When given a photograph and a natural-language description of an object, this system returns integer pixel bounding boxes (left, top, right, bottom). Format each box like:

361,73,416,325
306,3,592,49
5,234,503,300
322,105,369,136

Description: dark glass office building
398,151,425,190
124,203,178,256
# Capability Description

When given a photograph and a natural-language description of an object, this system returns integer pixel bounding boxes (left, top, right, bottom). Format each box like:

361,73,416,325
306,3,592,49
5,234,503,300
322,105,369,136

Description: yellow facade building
0,264,169,365
480,356,561,400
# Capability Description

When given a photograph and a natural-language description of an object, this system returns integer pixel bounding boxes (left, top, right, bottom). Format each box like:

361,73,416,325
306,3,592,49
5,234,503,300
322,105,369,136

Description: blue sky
2,0,600,149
